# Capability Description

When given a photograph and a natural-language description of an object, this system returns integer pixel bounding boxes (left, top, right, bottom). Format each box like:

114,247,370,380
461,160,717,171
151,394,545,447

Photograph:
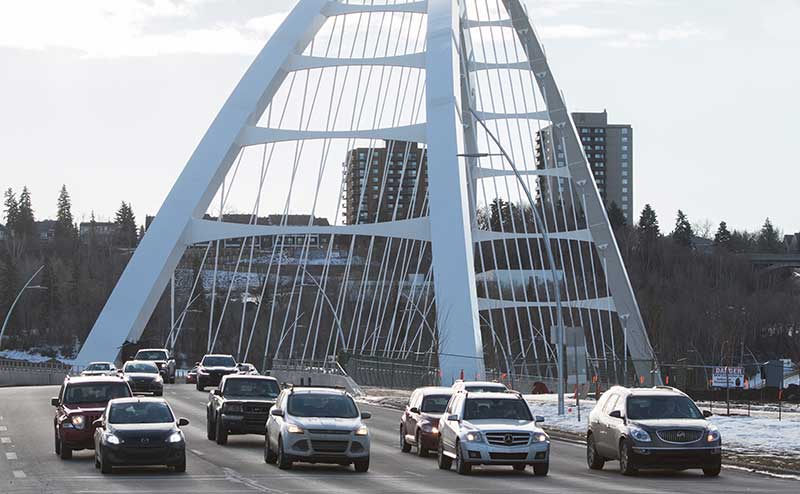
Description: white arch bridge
77,0,657,387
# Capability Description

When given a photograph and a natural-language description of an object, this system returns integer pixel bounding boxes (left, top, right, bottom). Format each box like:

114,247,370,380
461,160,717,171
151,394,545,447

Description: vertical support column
426,0,485,384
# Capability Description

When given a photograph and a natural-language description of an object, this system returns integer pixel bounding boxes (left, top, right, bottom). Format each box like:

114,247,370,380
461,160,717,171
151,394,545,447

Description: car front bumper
629,445,722,469
222,413,269,435
61,427,96,450
460,440,550,465
128,380,163,394
103,443,185,466
282,431,370,464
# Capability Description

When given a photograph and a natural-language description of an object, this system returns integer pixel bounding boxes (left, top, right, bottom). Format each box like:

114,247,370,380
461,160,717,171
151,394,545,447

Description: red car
186,365,198,384
52,375,132,459
399,386,453,456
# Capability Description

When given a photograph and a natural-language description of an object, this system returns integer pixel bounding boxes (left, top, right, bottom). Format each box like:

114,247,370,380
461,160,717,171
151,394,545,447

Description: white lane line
0,437,11,444
0,426,7,431
12,470,26,478
190,448,205,456
403,470,425,477
6,452,17,460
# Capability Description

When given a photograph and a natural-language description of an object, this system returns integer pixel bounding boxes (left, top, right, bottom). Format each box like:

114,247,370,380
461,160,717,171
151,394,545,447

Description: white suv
451,380,508,393
264,386,371,472
437,391,549,476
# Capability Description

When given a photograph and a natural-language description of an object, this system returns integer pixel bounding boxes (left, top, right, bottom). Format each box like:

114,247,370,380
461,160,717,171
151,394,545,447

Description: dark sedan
122,361,164,396
400,386,453,456
93,397,188,474
196,354,239,391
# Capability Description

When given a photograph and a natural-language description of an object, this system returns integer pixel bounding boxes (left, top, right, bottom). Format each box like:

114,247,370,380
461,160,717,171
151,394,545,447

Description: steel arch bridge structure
77,0,657,385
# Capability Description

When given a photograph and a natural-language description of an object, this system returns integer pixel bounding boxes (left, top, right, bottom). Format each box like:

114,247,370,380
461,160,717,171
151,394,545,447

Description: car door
405,391,420,443
440,394,462,454
606,394,627,458
267,391,286,449
595,393,618,457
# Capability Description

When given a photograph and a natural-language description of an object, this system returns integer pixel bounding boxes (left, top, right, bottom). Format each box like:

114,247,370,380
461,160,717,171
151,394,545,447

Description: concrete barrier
0,359,71,387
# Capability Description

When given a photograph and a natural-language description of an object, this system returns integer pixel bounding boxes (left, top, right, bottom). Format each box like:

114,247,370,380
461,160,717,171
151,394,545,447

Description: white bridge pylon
77,0,657,385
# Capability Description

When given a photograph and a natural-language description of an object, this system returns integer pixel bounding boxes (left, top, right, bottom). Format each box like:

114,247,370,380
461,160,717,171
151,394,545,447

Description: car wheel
264,435,277,464
416,431,428,457
619,440,638,476
59,441,73,460
100,452,112,474
206,411,217,441
587,434,605,470
173,454,186,473
95,451,101,469
277,436,292,470
54,430,61,455
354,458,370,473
513,464,526,472
455,441,471,475
169,375,176,384
703,463,721,477
399,426,411,452
215,415,228,445
437,441,452,470
533,462,549,477
197,380,205,392
155,390,163,397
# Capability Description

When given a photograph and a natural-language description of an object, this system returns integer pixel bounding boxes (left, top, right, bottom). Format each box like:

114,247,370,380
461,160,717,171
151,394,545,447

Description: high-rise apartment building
537,110,633,220
343,141,428,225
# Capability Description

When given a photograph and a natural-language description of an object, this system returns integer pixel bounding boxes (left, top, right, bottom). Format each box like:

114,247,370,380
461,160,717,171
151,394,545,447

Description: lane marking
0,426,7,431
403,470,425,477
6,452,17,460
223,467,288,494
0,437,10,444
190,448,206,457
12,470,26,478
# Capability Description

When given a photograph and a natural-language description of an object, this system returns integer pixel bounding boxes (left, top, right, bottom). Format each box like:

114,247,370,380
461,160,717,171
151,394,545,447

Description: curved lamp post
0,265,47,349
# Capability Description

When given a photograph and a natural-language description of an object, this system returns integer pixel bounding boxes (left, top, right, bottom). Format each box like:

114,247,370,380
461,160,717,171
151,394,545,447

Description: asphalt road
0,385,796,493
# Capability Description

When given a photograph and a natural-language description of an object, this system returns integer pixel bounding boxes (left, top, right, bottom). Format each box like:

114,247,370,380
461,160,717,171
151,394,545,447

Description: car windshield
202,356,236,367
463,398,532,421
287,393,359,418
465,385,507,393
109,401,174,424
63,383,131,404
124,362,158,374
224,379,280,398
626,395,704,420
136,350,168,360
420,395,451,413
86,363,111,371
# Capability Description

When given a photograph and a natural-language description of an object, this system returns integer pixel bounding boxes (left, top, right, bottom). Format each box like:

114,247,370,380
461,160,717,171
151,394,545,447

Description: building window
597,128,605,134
622,204,629,210
621,128,629,135
622,187,628,193
581,128,589,134
595,136,604,142
622,137,629,142
621,153,629,159
621,161,629,168
372,185,379,191
622,145,629,151
622,179,628,185
622,170,628,176
358,152,366,159
622,196,629,203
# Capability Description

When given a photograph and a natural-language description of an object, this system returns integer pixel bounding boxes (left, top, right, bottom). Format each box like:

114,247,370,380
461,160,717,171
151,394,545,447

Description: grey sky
0,0,797,233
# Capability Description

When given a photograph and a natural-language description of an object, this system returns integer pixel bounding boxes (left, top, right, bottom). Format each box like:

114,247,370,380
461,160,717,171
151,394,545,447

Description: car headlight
628,426,651,443
71,415,86,430
354,425,369,436
105,433,121,445
706,426,721,443
224,403,243,414
464,431,482,442
167,431,184,443
155,375,163,383
287,424,304,434
532,432,548,443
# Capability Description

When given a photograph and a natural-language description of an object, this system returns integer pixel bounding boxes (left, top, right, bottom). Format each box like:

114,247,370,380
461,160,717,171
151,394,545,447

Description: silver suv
586,386,721,476
264,386,371,472
437,391,549,475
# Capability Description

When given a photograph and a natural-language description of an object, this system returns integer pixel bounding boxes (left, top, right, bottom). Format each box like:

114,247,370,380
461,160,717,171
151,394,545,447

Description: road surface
0,385,795,493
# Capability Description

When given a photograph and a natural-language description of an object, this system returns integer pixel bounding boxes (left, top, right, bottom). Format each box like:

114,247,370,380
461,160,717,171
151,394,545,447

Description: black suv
206,375,280,445
196,354,238,391
586,386,721,476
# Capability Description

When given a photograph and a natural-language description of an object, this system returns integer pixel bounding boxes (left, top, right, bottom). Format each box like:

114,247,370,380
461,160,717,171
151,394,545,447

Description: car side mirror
92,418,104,428
195,362,200,366
447,414,459,422
609,410,624,420
51,397,60,407
361,411,371,420
534,415,545,424
177,418,190,427
212,389,221,396
703,410,713,418
271,409,284,417
409,407,419,414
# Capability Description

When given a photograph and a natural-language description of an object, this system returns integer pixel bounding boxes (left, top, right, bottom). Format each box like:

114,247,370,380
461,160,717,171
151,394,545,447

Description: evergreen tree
606,201,627,229
15,187,35,239
637,204,660,244
54,185,77,252
671,210,694,248
713,221,732,250
114,202,138,248
3,188,19,234
757,217,782,253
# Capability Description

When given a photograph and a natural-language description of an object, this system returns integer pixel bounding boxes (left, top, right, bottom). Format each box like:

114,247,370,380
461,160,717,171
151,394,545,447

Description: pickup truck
133,348,176,384
206,374,280,445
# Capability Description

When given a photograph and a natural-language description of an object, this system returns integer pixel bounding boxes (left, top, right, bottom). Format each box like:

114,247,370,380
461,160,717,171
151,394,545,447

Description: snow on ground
0,349,69,363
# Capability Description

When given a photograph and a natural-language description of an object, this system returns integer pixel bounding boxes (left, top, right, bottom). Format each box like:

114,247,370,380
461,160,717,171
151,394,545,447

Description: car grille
657,429,703,443
486,432,531,446
308,429,351,435
489,452,528,460
311,440,349,453
244,404,271,414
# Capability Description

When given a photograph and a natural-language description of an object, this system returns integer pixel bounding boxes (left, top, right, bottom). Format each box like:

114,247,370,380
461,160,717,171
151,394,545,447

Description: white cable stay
237,123,427,147
473,166,569,179
461,18,512,29
469,60,530,71
474,228,593,242
478,296,616,312
187,216,431,244
322,0,428,17
473,109,549,121
286,52,426,71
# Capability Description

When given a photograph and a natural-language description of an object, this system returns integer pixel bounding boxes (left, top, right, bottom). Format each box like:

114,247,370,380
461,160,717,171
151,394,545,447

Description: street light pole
465,109,567,415
0,265,46,348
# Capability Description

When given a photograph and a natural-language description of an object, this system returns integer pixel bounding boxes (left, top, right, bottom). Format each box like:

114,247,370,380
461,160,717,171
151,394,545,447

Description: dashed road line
0,437,11,444
0,426,7,431
6,452,17,460
12,470,26,478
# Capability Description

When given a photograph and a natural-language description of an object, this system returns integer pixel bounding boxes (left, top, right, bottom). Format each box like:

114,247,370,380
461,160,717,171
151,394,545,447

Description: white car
81,362,118,377
437,391,549,476
451,380,509,394
264,386,371,472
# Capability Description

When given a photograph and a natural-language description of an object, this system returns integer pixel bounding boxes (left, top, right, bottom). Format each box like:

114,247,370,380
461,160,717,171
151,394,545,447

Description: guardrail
0,358,73,386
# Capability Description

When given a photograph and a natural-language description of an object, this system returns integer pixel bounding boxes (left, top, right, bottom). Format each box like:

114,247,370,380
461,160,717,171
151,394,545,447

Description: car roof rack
285,384,347,393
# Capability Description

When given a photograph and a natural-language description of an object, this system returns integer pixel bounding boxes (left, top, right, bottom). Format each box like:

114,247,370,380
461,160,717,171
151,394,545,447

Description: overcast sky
1,0,798,234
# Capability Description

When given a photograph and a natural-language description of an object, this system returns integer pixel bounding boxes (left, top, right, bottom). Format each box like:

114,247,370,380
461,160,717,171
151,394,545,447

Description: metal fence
338,353,439,390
